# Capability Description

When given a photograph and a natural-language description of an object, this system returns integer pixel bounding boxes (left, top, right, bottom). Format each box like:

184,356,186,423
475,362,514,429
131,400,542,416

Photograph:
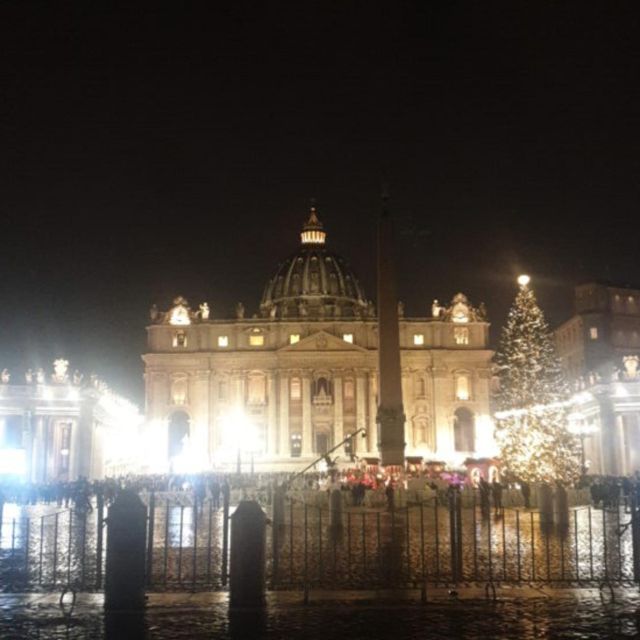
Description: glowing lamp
517,274,530,287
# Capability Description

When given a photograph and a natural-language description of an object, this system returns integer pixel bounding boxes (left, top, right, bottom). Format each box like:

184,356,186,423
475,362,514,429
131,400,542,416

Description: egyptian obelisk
376,191,406,467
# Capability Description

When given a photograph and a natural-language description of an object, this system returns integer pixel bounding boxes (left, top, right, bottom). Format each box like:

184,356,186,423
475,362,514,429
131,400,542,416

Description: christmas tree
494,276,581,485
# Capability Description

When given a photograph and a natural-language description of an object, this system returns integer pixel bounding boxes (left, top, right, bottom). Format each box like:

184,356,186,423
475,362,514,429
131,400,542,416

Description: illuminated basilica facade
143,208,496,472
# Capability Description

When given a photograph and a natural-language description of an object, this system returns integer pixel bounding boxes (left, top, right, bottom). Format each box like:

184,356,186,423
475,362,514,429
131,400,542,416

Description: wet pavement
2,587,640,639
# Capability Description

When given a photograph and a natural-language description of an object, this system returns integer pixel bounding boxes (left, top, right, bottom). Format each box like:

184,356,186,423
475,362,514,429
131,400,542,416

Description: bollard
105,490,147,611
330,489,343,532
230,501,267,608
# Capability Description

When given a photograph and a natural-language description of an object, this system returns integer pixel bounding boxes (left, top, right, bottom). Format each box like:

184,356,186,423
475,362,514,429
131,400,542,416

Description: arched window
248,373,266,404
168,411,190,459
314,376,331,397
171,376,188,406
455,373,470,400
453,408,475,452
291,273,301,295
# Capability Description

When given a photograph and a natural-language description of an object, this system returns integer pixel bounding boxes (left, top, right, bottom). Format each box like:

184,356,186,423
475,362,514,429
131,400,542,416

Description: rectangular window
344,380,355,399
413,334,424,346
218,335,229,347
342,333,354,343
289,334,300,344
290,378,301,400
454,327,469,345
249,334,264,346
455,375,470,401
589,327,598,340
173,331,187,348
290,433,302,457
218,381,227,400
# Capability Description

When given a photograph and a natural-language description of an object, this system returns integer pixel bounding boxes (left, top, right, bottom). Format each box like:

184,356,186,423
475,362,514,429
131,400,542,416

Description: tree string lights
493,276,582,485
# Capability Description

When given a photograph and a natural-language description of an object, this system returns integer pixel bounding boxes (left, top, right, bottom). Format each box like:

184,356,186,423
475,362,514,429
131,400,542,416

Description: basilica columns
356,372,366,448
302,375,313,456
278,374,289,456
367,372,377,454
267,373,277,455
333,375,344,452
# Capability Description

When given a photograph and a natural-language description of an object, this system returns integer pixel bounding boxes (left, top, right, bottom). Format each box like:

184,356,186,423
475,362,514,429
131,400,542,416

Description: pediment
279,330,367,353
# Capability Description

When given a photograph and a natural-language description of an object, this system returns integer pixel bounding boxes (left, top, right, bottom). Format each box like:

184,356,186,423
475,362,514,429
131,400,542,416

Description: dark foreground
1,588,640,639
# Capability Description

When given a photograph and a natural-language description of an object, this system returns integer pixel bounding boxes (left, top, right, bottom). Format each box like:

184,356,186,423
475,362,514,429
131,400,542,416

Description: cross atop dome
300,201,326,245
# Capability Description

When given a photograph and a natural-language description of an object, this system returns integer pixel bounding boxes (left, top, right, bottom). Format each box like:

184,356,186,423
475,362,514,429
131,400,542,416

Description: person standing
479,477,491,517
385,481,395,511
492,478,503,516
520,480,531,509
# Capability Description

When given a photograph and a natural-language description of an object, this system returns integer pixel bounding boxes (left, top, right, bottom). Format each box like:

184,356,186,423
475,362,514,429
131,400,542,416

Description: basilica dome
260,206,370,320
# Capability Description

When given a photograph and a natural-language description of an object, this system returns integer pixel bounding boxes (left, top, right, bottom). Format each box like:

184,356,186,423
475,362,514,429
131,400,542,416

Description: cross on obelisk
376,190,406,468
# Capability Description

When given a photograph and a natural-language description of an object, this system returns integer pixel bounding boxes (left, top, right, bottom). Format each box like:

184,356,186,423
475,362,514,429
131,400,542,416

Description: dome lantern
300,204,326,245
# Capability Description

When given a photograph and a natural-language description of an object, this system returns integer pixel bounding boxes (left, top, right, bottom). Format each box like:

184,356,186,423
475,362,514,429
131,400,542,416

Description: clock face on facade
451,302,469,323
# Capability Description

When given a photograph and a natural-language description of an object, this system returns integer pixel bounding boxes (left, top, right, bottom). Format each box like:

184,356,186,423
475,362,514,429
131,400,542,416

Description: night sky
1,3,639,403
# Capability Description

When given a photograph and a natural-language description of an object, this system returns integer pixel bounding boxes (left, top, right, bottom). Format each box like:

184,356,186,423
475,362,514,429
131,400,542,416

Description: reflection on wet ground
2,590,640,639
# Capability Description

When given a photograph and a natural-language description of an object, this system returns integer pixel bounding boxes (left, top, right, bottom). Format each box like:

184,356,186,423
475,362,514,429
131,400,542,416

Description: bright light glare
219,407,262,459
517,274,530,287
0,448,27,476
474,415,499,458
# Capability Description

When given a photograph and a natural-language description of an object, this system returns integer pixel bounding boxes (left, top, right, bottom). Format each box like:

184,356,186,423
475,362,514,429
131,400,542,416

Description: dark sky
1,3,639,403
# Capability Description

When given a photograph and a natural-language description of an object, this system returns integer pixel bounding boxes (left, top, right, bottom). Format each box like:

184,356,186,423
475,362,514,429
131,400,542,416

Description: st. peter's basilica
143,207,496,472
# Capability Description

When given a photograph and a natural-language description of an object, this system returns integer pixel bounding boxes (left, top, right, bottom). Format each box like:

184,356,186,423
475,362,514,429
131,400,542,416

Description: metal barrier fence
270,494,636,590
143,492,230,591
0,496,106,592
0,490,637,593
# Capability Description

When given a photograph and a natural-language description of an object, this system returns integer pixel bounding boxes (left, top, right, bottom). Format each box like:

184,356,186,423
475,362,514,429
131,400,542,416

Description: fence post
448,487,463,583
230,501,267,608
330,489,343,533
222,485,230,586
554,484,569,530
272,484,286,585
105,490,147,611
95,490,105,590
539,483,554,530
631,491,640,583
146,491,156,587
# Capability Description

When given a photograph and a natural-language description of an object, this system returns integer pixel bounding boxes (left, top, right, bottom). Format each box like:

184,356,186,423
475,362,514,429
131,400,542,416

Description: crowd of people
1,469,640,514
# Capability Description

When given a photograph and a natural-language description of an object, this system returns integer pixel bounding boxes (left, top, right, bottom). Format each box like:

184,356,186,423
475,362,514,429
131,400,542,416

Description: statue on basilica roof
52,359,69,384
169,296,191,326
439,293,486,323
